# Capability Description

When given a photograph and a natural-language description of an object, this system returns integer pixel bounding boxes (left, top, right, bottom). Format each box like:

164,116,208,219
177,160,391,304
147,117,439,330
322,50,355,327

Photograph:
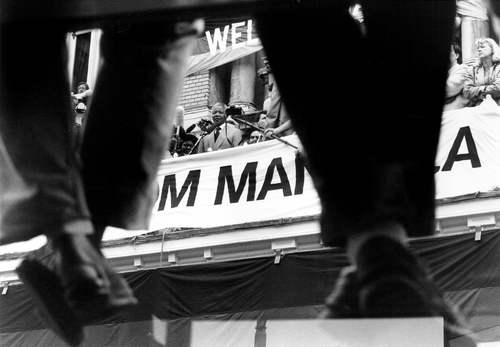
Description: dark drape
1,230,500,345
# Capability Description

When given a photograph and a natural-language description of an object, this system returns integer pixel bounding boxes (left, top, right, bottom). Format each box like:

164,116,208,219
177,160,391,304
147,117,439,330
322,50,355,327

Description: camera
225,105,244,117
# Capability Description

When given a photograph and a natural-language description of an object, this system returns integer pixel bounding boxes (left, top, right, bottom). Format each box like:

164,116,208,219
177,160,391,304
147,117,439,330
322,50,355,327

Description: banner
150,102,500,230
149,101,500,230
435,99,500,199
185,39,262,76
186,18,262,76
149,136,321,230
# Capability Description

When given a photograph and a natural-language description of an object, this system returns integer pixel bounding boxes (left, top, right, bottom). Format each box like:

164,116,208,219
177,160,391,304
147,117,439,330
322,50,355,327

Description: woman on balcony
463,38,500,106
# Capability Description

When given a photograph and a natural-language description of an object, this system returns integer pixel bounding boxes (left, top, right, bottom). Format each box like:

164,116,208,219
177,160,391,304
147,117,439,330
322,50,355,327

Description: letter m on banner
215,162,258,204
158,170,201,210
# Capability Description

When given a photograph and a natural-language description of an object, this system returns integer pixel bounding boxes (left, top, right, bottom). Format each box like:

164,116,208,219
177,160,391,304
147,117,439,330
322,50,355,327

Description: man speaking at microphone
197,102,243,153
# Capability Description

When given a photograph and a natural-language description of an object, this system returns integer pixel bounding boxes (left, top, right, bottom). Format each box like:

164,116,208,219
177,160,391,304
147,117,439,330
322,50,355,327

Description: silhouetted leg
82,20,201,245
0,23,92,244
256,1,474,344
256,3,393,247
0,22,103,346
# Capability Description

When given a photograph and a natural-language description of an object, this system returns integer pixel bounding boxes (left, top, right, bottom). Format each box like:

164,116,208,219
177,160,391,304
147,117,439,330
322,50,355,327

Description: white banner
435,99,500,199
2,105,500,255
148,101,500,230
149,136,321,230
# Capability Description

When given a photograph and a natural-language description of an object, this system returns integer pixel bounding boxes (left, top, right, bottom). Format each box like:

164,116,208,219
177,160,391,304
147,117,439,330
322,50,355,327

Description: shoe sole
359,275,477,346
359,276,432,317
16,259,84,347
64,264,138,323
72,289,138,323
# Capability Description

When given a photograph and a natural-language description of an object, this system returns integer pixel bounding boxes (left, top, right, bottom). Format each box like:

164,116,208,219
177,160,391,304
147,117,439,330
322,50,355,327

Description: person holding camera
196,102,243,153
72,82,92,120
71,82,92,149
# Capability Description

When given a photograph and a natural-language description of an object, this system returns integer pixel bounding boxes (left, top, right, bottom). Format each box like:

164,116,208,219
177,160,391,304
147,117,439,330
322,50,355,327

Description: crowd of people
72,57,296,159
165,57,296,158
445,37,500,110
72,36,500,159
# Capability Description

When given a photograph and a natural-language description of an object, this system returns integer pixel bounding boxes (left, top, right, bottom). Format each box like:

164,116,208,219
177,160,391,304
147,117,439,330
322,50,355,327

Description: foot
18,235,137,324
72,248,138,323
319,266,360,319
16,249,84,346
54,233,138,320
52,234,110,307
322,236,476,346
73,226,138,322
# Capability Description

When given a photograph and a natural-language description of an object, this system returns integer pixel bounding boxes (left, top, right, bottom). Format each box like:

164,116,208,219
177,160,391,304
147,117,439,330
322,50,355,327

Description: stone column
230,54,256,107
209,67,227,106
87,29,102,89
461,16,489,60
66,33,77,87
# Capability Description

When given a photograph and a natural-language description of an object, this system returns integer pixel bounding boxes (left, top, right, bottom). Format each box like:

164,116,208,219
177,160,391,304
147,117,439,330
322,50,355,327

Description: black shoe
322,236,476,346
55,234,138,322
16,256,84,347
53,234,111,307
358,236,475,345
17,236,137,326
73,226,138,322
320,266,360,319
71,248,138,323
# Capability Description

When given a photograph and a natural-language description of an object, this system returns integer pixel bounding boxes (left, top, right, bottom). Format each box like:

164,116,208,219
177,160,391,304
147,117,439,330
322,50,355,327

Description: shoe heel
16,259,84,346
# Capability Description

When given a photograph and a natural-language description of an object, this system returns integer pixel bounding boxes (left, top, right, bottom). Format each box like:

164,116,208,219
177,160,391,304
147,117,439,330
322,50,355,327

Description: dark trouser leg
359,0,456,239
0,23,102,346
81,21,200,245
0,23,92,245
255,3,393,246
255,0,455,246
256,3,473,339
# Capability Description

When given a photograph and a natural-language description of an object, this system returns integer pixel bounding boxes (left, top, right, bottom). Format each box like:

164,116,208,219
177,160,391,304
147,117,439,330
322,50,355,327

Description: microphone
197,118,226,134
185,124,196,133
204,119,225,133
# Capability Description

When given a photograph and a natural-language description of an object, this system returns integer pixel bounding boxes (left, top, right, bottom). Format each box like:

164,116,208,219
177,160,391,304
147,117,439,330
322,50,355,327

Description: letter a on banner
442,126,481,171
257,158,292,200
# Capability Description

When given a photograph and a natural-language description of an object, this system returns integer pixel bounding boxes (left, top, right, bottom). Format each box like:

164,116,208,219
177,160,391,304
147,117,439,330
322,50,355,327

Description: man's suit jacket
197,123,243,153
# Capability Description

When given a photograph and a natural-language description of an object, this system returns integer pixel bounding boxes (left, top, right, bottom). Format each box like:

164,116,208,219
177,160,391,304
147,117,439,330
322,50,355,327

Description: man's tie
214,127,220,142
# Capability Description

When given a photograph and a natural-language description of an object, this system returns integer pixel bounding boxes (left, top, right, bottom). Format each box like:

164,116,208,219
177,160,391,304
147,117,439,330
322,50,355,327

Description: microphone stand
231,116,299,150
188,134,205,155
188,108,299,154
188,119,226,155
